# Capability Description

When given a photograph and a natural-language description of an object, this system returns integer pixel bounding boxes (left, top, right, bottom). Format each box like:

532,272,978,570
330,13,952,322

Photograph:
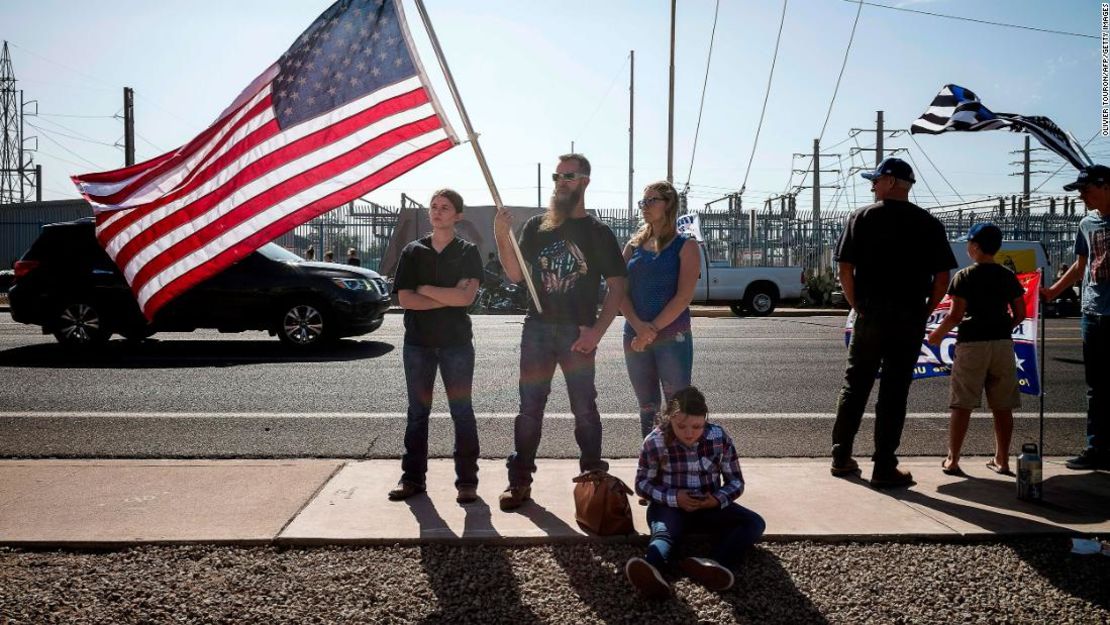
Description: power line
790,0,863,193
840,0,1096,40
573,53,631,144
32,116,118,146
30,125,107,170
683,0,722,194
38,112,116,119
739,0,788,195
901,148,941,207
26,121,117,148
1031,130,1101,193
908,133,965,202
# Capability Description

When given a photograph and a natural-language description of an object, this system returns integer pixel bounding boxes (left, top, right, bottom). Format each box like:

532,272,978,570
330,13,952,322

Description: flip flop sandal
941,460,966,477
986,460,1015,476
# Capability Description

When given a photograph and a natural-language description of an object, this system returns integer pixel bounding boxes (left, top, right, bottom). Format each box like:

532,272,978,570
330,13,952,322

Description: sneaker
456,485,478,504
870,466,914,488
387,480,425,501
625,557,672,599
1065,448,1109,470
498,486,531,511
830,457,860,477
679,557,735,591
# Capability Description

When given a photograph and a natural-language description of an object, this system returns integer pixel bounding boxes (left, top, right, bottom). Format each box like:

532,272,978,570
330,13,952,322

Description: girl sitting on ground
625,386,766,599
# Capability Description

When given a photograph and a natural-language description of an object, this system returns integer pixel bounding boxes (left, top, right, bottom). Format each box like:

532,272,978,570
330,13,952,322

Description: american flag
72,0,458,319
910,84,1091,171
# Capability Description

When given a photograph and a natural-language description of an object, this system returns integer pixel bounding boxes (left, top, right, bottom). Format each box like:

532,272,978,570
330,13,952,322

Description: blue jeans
645,501,766,570
1081,313,1109,451
506,319,608,487
832,306,927,470
624,330,694,437
401,342,480,488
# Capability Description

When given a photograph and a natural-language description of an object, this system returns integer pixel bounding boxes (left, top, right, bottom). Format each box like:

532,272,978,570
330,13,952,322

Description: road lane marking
0,412,1087,419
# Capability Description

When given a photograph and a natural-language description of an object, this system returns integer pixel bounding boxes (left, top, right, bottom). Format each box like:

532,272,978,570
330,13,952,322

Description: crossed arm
397,278,479,310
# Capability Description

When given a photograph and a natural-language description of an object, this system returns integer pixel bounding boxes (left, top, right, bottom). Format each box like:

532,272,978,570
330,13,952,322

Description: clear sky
2,0,1105,214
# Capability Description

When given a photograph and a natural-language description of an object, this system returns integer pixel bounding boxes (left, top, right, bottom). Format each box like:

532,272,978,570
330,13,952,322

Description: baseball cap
967,222,1002,252
1062,164,1110,191
860,157,915,183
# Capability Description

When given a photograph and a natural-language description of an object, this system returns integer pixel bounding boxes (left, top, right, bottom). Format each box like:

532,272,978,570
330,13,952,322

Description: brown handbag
572,470,636,536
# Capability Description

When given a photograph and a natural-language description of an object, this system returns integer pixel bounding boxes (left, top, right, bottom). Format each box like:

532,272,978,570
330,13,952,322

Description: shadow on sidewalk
0,338,394,368
881,485,1074,535
934,471,1110,525
403,496,456,540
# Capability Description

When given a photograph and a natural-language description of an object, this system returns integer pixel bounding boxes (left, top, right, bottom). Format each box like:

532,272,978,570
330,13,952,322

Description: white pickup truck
691,244,804,316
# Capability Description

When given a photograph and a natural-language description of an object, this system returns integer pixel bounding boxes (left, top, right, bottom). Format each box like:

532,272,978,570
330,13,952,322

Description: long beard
540,187,582,230
553,187,581,215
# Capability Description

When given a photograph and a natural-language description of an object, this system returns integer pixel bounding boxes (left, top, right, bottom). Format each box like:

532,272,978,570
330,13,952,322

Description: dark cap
1063,164,1110,191
860,157,915,183
967,222,1002,253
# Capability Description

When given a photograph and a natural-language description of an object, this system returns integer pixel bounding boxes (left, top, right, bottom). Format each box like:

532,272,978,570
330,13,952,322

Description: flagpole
1038,269,1045,458
411,0,542,313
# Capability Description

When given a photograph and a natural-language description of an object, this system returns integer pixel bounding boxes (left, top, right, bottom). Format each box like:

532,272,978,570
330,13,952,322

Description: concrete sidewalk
1,457,1106,548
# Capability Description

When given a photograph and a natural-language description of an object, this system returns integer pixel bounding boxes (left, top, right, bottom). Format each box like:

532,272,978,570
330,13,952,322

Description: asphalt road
0,312,1091,459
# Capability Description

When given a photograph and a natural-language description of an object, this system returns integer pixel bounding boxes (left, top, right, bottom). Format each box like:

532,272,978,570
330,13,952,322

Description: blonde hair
629,180,679,250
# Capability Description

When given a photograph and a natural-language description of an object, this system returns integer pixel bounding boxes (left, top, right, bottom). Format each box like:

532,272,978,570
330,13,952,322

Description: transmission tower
1,41,40,205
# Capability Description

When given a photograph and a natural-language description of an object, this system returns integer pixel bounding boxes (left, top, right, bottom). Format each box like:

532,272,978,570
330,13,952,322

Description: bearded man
493,153,628,511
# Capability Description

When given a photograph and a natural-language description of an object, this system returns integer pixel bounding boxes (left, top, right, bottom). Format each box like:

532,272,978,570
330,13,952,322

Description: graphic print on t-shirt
538,239,588,294
1091,228,1109,283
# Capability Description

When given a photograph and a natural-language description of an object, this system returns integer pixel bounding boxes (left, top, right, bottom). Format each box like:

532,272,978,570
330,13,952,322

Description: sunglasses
637,197,665,208
551,172,589,182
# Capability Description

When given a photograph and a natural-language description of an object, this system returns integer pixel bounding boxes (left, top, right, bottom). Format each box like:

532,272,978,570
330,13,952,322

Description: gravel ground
1,538,1108,624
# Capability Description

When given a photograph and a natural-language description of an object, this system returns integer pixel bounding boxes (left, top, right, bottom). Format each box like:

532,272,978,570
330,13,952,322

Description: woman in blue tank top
620,181,703,437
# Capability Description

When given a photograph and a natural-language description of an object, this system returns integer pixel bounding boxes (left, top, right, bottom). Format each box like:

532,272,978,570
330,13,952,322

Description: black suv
10,219,391,348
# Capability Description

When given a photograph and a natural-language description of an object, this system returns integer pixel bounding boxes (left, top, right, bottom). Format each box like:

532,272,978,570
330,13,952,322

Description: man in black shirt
493,153,628,511
389,189,484,504
831,158,957,487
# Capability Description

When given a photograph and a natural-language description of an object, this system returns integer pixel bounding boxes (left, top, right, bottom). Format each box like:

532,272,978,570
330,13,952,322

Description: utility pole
791,139,841,272
628,50,634,226
536,162,541,208
849,111,905,166
123,87,135,167
1008,136,1050,201
1,41,39,205
667,0,676,183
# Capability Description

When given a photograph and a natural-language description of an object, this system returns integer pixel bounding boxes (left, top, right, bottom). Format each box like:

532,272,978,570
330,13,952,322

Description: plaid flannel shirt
634,422,746,508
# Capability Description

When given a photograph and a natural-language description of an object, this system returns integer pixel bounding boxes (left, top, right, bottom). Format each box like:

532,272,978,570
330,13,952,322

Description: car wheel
277,302,328,347
53,302,110,346
744,287,776,317
729,303,747,317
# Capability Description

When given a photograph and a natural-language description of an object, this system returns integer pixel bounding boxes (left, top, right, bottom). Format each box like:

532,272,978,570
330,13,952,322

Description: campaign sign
844,272,1041,395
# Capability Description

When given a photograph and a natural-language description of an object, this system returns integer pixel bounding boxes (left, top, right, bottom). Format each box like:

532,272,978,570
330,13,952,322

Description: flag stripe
85,90,276,207
128,115,445,295
98,77,425,250
96,114,282,244
108,91,435,276
75,84,274,199
139,137,453,315
75,0,460,319
911,83,1091,170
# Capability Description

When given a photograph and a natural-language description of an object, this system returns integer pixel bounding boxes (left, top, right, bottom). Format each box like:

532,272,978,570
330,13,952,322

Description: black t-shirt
834,199,957,311
948,262,1025,343
517,214,627,325
392,235,483,347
